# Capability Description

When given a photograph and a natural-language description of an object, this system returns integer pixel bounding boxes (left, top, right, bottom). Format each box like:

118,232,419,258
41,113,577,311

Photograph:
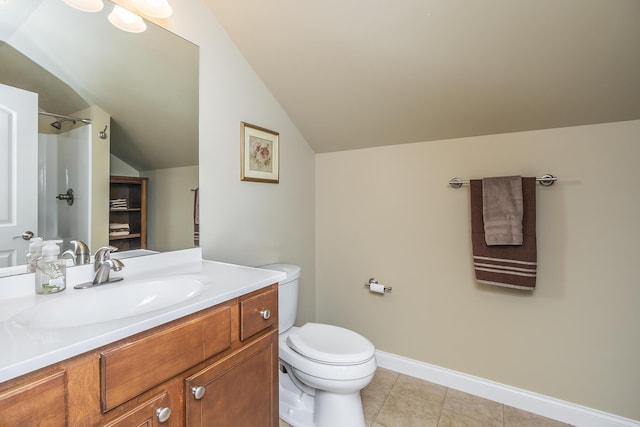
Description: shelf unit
109,176,148,251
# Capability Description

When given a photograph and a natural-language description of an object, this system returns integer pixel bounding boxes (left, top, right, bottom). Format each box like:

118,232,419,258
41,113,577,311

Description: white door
0,83,38,268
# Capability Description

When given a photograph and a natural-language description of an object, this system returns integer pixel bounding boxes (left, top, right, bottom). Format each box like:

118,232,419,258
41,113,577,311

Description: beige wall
87,106,110,250
109,154,139,177
150,1,637,419
316,120,640,420
141,166,198,252
164,2,317,325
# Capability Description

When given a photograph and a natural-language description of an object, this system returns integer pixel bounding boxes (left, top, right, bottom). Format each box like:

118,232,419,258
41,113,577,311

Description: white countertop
0,248,286,383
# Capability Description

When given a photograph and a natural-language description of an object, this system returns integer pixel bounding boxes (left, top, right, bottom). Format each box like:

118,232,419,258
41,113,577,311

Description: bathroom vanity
0,249,284,426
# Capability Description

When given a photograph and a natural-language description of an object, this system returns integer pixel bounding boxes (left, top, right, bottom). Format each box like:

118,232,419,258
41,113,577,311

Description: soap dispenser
26,237,44,273
35,240,66,294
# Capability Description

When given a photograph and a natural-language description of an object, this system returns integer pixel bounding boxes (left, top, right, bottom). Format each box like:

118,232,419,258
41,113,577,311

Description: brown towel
193,187,200,247
482,176,523,245
471,177,537,290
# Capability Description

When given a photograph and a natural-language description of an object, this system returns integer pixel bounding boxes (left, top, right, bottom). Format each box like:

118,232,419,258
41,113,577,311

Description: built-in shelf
108,233,142,241
109,176,148,251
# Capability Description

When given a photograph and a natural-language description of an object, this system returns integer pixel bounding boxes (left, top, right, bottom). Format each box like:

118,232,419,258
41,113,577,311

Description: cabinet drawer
100,305,231,411
239,286,278,341
102,391,170,427
0,370,67,427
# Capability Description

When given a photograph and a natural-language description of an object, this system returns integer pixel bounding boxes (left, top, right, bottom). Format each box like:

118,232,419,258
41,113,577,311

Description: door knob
13,231,34,240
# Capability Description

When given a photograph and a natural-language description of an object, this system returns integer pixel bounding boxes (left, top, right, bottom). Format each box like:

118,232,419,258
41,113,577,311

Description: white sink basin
11,275,207,329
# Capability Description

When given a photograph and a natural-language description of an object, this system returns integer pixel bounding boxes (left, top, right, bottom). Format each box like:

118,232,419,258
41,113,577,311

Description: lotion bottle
35,240,66,294
26,237,44,273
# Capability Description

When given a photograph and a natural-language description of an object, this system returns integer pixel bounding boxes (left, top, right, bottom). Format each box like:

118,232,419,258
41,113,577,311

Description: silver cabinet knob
156,408,171,423
156,407,171,423
192,385,206,400
259,309,271,320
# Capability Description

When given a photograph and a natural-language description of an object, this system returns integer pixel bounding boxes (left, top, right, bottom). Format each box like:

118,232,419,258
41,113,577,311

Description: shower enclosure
38,124,91,248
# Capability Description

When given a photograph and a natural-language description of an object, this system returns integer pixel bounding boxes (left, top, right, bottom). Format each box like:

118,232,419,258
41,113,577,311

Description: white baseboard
375,350,639,427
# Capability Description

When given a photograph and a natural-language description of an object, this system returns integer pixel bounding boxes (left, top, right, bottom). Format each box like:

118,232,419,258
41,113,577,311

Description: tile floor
279,368,573,427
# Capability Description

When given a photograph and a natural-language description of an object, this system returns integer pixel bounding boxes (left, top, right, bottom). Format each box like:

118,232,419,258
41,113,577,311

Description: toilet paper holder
364,278,392,293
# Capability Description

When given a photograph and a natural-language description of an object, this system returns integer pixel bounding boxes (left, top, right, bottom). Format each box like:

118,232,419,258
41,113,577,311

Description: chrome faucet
62,240,91,265
93,258,125,285
93,246,117,267
74,246,124,289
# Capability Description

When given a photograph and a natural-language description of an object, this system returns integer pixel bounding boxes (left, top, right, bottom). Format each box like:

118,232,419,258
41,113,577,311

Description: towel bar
448,174,557,189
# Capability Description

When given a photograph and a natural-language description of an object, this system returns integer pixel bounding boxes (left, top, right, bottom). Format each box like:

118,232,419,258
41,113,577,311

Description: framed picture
240,122,280,183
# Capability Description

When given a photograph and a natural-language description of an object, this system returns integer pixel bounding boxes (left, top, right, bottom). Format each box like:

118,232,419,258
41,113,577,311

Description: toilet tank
260,264,300,333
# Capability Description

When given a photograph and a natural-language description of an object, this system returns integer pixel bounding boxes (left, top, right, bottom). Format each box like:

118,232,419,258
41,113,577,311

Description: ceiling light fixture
108,5,147,33
132,0,172,18
61,0,104,12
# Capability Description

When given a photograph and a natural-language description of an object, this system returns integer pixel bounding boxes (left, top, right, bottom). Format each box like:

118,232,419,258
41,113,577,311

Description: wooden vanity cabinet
101,383,181,427
0,370,67,427
185,286,279,427
0,284,279,427
185,330,278,427
100,304,232,412
181,285,280,427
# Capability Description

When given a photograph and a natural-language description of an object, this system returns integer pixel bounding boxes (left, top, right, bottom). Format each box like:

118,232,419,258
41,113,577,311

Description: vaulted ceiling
1,0,198,171
204,0,640,153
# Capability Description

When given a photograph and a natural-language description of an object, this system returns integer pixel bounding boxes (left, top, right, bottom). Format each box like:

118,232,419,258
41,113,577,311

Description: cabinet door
99,376,183,427
101,392,171,427
185,330,278,427
0,371,66,427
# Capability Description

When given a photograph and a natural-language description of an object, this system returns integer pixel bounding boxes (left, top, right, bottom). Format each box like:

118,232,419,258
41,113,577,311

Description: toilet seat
280,328,377,383
286,323,375,365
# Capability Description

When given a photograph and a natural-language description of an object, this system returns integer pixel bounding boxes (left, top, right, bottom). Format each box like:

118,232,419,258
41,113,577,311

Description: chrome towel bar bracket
448,174,557,189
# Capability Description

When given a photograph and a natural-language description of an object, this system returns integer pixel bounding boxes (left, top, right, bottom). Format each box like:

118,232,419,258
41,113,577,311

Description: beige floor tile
362,368,401,424
392,374,447,405
364,368,401,391
504,405,572,427
365,367,400,394
438,409,493,427
442,389,503,427
280,370,572,427
375,390,441,427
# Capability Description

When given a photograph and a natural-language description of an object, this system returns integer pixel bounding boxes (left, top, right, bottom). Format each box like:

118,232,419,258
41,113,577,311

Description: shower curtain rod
38,111,92,124
448,174,557,188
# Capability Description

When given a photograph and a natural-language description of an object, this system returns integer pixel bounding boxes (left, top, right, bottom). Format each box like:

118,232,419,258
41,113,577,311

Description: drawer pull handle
156,407,171,423
259,309,271,320
192,385,206,400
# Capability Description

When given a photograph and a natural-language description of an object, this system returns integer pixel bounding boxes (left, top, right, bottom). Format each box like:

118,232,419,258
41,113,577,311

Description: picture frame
240,121,280,183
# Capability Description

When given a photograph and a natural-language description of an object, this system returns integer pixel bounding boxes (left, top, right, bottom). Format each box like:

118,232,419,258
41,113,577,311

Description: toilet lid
286,323,375,365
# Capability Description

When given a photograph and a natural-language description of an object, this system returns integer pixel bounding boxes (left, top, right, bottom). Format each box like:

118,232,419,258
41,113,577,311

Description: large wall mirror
0,0,199,277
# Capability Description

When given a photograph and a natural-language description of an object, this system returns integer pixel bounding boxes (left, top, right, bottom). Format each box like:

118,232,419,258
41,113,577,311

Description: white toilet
261,264,377,427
